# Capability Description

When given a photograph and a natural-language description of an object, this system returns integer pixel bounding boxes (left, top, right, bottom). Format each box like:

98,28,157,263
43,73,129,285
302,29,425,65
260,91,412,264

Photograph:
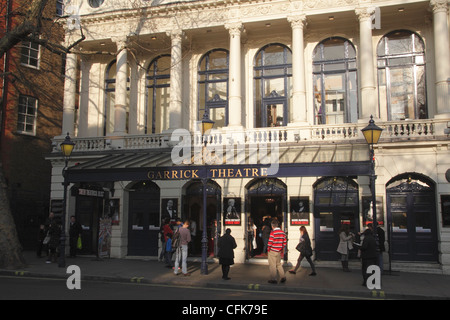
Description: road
0,275,356,301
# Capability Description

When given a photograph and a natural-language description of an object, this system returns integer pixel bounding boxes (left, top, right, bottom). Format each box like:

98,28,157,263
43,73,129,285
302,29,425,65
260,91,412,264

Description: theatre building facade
48,0,450,273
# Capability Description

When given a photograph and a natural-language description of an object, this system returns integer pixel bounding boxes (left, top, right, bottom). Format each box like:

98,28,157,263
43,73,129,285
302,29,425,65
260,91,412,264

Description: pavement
1,251,450,300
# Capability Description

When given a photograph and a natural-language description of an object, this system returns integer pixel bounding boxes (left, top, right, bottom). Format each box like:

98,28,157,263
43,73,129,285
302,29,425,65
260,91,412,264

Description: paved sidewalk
1,251,450,300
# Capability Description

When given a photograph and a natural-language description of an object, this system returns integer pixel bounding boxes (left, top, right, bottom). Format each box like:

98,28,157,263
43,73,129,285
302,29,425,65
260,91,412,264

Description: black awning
65,144,372,183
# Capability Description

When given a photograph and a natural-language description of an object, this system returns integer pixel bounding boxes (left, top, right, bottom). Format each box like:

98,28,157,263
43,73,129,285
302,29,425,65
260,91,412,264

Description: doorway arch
386,173,438,262
313,176,359,261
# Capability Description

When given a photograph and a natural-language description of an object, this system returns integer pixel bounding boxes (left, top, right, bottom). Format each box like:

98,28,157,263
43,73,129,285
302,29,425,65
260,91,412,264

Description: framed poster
362,196,384,226
224,197,241,225
290,197,310,226
161,198,178,223
441,195,450,227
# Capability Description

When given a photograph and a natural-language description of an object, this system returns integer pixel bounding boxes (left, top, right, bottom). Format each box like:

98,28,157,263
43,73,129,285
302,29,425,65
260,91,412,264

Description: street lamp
361,115,383,264
58,133,75,268
200,110,214,275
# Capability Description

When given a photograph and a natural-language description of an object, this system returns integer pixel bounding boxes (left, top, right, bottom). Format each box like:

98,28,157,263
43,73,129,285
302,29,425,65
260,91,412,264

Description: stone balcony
51,118,449,154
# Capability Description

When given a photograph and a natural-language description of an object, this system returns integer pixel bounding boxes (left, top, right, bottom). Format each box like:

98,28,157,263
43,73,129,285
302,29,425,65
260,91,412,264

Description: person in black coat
356,228,378,286
289,226,316,276
217,228,237,280
69,216,82,257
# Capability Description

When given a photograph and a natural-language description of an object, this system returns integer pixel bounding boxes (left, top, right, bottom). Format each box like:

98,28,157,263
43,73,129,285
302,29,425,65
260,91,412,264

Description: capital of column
287,14,306,29
430,0,448,13
355,7,376,21
166,29,184,42
224,22,243,37
111,36,128,52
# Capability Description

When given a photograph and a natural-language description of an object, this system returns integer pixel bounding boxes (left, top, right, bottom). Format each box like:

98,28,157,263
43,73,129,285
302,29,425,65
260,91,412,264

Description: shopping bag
77,236,82,250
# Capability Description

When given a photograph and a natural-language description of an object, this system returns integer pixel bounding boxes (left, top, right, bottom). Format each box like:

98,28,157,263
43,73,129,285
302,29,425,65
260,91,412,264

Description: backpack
171,230,181,252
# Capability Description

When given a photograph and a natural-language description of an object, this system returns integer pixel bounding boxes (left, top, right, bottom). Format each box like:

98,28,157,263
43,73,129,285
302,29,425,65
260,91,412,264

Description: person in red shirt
267,219,287,284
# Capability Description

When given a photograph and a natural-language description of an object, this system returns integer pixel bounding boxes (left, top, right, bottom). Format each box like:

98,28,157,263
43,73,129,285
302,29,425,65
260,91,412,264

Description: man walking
267,219,287,284
174,220,192,276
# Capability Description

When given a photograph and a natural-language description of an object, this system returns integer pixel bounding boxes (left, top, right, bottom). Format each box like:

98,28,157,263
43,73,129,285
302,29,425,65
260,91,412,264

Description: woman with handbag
289,226,316,276
337,225,354,272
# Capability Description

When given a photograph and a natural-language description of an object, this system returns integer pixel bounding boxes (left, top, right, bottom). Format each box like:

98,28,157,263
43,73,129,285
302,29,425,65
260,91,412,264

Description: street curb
1,269,447,300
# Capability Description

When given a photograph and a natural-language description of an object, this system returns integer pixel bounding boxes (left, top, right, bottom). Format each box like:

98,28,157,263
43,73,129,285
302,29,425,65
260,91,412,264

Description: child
164,233,173,268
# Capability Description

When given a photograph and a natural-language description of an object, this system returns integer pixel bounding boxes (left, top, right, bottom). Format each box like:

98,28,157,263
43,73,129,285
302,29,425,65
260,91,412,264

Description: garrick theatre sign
64,144,372,183
148,167,269,180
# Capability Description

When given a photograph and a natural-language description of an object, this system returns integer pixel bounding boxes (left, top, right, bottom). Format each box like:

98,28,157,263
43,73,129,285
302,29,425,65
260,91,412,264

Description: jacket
217,233,237,260
337,231,353,255
360,232,377,260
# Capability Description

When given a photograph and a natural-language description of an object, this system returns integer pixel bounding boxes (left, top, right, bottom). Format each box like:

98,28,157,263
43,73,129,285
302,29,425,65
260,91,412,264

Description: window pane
264,78,285,97
322,38,346,60
207,82,227,101
415,211,432,233
416,66,427,118
17,95,37,134
266,104,284,127
208,51,228,70
263,45,285,66
156,56,171,75
319,212,334,232
389,67,414,120
392,211,408,232
387,32,412,55
210,107,226,129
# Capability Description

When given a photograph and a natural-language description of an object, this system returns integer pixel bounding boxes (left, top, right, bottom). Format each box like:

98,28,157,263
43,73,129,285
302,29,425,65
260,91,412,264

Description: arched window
146,55,171,134
377,30,427,120
312,37,358,125
104,60,130,135
254,43,292,128
198,49,229,129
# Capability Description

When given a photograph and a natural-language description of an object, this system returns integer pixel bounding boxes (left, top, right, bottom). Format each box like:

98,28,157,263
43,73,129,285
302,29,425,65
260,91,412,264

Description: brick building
0,0,65,249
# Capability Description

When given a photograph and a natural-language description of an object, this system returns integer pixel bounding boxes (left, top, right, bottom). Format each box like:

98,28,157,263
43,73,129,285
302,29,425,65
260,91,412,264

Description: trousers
268,250,285,281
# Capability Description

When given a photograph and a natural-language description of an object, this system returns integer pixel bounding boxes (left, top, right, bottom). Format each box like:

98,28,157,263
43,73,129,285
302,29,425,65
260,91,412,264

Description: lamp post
200,110,214,275
361,115,383,261
58,133,75,268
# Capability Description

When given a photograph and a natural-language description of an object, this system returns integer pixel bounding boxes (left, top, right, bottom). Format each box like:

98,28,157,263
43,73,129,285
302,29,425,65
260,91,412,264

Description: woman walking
289,226,316,276
217,228,237,280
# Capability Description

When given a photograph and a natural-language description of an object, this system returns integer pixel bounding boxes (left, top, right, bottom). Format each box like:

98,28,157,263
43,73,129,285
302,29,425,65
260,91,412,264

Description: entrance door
387,174,438,262
249,195,283,257
128,181,160,256
76,195,103,255
314,177,359,261
246,178,287,260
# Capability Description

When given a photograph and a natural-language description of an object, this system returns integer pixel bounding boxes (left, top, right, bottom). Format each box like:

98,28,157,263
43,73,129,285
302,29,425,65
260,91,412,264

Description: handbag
296,242,304,252
43,232,51,245
77,236,82,250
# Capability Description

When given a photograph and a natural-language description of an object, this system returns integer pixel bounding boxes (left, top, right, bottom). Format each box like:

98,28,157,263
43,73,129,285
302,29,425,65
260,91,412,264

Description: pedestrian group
38,210,384,287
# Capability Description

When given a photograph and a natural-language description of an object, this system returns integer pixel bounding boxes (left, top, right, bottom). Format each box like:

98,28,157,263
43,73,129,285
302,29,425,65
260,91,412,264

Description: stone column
113,39,128,135
288,14,307,124
356,7,377,120
167,29,183,130
62,52,77,136
225,22,243,128
77,55,91,137
431,0,450,117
